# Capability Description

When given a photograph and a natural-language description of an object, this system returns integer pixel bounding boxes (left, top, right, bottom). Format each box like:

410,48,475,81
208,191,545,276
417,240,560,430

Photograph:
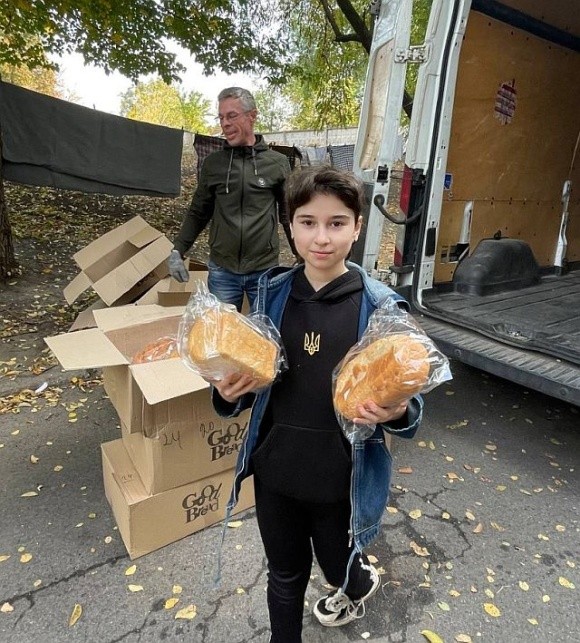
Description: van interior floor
422,267,580,365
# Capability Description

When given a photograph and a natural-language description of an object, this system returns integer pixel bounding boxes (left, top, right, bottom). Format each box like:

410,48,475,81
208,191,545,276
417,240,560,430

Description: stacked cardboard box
46,218,254,558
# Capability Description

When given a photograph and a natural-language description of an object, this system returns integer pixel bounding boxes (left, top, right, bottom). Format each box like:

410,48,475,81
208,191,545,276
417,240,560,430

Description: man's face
218,97,257,147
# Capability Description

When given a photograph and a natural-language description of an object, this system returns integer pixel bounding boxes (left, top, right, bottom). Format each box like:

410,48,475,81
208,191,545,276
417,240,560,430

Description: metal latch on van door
394,45,428,64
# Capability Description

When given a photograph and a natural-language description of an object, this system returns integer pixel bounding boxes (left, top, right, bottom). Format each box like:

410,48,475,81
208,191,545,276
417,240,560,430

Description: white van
353,0,580,405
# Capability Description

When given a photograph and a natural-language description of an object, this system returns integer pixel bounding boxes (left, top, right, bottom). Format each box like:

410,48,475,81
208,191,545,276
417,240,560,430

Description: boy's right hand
208,372,260,403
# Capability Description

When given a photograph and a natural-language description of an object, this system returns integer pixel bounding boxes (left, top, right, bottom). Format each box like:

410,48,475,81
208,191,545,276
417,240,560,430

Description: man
168,87,293,311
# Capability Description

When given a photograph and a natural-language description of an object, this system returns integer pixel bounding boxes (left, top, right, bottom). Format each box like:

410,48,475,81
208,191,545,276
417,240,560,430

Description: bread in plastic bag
333,299,452,442
177,283,285,389
132,336,178,364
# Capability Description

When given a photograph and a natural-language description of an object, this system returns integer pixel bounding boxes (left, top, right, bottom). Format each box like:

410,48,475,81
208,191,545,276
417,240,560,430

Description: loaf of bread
334,334,430,419
132,337,178,364
187,308,278,387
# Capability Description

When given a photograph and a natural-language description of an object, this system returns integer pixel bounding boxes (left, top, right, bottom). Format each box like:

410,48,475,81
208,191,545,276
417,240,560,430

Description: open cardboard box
64,216,173,306
46,304,249,492
135,262,208,307
102,439,255,559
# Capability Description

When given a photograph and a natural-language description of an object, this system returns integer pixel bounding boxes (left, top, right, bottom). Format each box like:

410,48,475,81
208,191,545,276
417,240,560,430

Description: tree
120,79,211,133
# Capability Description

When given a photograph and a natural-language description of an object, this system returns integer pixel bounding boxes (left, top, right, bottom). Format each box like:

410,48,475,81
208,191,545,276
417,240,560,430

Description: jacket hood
223,133,268,153
290,267,363,303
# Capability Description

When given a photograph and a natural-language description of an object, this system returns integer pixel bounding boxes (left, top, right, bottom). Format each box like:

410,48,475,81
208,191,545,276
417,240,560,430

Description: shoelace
325,592,366,619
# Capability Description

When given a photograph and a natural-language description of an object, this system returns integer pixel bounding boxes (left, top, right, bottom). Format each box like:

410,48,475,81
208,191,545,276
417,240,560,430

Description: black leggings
254,477,372,643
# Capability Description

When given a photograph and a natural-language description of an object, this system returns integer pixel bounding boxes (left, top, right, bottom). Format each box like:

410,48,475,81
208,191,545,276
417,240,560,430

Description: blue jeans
207,260,267,312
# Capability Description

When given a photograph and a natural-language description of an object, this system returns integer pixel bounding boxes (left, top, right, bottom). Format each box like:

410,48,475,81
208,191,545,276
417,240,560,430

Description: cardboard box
120,402,250,494
64,216,173,306
46,304,203,435
102,439,254,559
135,267,207,307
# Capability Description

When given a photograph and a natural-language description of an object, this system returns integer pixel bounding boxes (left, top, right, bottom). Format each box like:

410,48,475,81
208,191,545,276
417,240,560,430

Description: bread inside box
106,315,181,363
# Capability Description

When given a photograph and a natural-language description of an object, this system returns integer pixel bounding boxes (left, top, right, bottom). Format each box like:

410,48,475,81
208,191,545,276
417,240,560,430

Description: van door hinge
395,45,428,64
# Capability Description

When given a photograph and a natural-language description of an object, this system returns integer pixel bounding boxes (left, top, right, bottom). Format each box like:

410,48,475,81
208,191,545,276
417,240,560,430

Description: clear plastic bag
131,336,179,363
177,283,285,390
333,299,452,442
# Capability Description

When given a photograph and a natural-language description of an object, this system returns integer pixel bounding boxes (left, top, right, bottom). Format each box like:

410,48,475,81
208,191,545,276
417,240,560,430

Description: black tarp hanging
0,80,183,197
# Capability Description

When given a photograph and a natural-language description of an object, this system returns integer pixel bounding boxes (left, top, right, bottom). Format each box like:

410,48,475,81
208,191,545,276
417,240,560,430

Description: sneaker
313,565,380,627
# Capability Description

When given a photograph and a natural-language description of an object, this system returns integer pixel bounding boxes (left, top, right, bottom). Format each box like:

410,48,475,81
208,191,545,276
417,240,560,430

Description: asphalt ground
0,358,578,643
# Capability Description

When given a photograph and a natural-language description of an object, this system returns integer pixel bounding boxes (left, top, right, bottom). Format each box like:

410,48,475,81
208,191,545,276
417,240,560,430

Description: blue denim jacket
213,262,423,556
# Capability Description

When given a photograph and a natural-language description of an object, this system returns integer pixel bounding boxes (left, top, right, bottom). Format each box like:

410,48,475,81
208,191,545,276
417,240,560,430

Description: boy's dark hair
285,166,366,222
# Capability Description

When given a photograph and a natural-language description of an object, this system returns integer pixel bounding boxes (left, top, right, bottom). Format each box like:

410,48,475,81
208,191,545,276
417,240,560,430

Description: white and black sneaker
313,564,380,627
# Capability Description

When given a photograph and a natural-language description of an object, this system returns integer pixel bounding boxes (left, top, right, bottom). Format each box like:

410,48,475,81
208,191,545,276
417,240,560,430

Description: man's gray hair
217,87,256,112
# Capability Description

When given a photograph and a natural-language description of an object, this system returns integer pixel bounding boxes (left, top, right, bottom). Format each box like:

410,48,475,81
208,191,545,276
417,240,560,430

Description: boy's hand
352,399,408,425
207,372,260,403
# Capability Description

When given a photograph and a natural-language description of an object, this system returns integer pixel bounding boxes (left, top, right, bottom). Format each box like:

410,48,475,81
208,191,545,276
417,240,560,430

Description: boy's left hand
353,399,408,425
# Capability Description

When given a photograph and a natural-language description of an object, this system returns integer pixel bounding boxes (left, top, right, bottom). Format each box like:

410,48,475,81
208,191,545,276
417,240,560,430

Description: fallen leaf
30,455,39,464
127,584,143,592
558,577,575,589
164,597,179,609
421,630,444,643
473,523,484,534
438,601,450,611
125,565,137,576
455,635,473,643
496,485,507,492
68,604,82,626
527,618,538,626
361,633,371,640
465,510,476,521
519,581,530,591
398,466,413,474
542,595,550,602
1,602,14,613
173,585,183,594
483,602,501,617
410,541,430,557
442,512,451,520
0,555,10,563
236,587,245,594
555,525,566,532
175,604,197,620
20,553,32,563
227,521,243,529
409,509,422,520
21,491,38,497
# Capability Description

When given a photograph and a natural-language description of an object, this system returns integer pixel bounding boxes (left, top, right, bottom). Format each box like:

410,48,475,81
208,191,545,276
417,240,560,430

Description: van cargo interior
423,2,580,373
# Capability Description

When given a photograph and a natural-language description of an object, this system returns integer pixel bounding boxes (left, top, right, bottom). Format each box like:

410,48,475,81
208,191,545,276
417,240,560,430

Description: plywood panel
500,0,579,36
434,10,580,283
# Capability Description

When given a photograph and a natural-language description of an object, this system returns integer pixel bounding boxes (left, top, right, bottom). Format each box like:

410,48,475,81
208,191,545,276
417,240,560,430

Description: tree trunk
0,126,17,282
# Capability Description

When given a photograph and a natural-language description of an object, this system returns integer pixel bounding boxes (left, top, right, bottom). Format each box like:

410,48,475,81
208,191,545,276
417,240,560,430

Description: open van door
356,0,580,406
353,0,414,273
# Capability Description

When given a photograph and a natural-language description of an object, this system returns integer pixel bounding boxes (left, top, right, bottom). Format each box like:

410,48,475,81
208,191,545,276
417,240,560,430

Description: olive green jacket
174,135,292,274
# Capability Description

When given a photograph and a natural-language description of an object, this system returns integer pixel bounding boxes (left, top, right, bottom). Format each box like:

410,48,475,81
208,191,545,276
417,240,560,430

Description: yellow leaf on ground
473,523,484,534
438,601,450,611
30,455,39,464
519,581,530,591
483,603,501,617
127,584,143,592
236,587,246,594
20,553,32,563
442,512,451,520
455,635,473,643
1,602,14,613
227,521,243,529
542,595,550,602
558,577,575,589
21,491,38,497
410,541,430,557
465,511,476,521
68,604,82,626
421,629,444,643
175,604,197,620
164,597,179,609
125,565,137,576
172,585,183,594
0,555,10,563
527,618,538,625
496,485,507,492
409,510,422,520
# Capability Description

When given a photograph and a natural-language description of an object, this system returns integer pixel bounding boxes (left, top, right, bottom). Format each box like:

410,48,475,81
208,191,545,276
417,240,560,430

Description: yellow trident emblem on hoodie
304,332,320,356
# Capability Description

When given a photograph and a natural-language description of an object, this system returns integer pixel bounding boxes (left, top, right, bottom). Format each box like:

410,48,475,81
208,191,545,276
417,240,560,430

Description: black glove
168,249,189,283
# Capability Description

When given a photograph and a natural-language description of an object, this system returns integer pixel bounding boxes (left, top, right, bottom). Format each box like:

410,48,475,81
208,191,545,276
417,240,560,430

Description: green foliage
0,62,63,97
119,78,211,133
0,0,292,83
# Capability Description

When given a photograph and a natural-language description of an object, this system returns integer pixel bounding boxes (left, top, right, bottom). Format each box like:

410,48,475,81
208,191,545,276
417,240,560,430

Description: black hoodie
251,267,364,502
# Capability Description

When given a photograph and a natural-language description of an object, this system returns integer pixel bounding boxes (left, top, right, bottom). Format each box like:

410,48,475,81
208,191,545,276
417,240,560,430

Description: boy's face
218,97,257,147
290,193,361,283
